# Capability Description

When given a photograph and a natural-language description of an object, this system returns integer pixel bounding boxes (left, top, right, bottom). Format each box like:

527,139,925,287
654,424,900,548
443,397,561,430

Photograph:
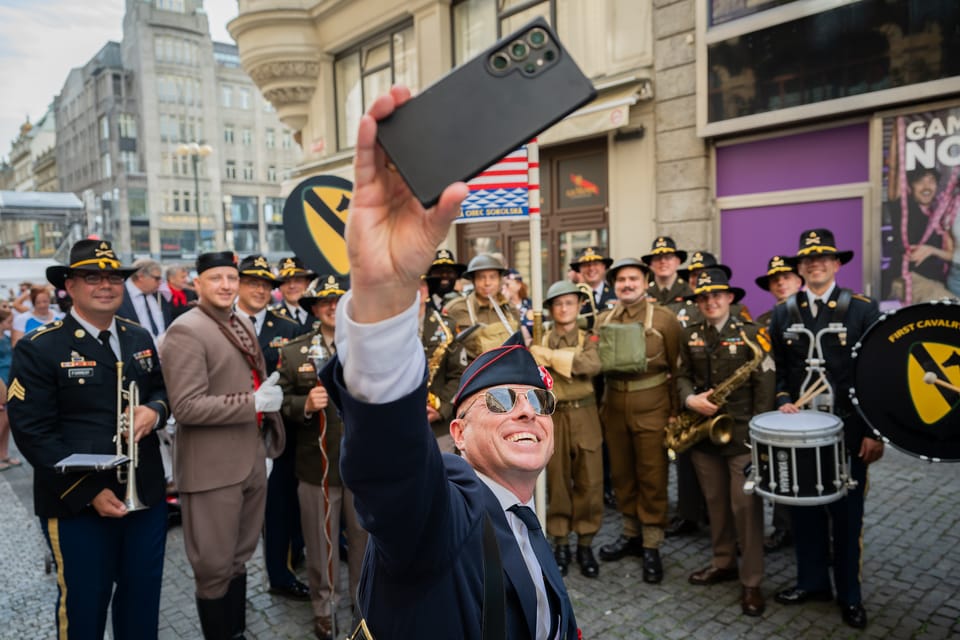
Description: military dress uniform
769,229,882,629
277,329,368,638
675,269,775,615
10,303,169,637
596,260,683,582
420,307,467,453
530,315,603,578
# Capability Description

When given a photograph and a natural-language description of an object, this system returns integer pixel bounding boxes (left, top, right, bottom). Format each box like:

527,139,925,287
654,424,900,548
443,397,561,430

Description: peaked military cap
47,239,137,289
641,236,688,264
299,275,348,312
238,254,280,287
569,247,613,271
684,267,745,303
755,255,805,291
786,228,854,266
197,251,238,274
426,249,467,279
276,256,318,280
452,332,551,409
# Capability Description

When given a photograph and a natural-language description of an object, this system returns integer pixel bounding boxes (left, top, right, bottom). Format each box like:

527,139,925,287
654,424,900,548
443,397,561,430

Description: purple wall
721,199,864,316
716,123,869,197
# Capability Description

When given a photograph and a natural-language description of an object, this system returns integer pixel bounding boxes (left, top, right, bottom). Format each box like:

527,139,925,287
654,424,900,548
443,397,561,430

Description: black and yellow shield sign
282,175,352,278
852,300,960,461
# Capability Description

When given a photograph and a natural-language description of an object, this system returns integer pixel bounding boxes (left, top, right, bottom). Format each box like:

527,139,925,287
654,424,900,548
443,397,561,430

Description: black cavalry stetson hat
569,247,613,272
238,255,280,287
678,250,732,281
684,266,746,304
755,255,804,291
641,236,688,265
786,228,854,266
426,249,467,279
47,239,137,289
276,256,318,280
298,275,348,312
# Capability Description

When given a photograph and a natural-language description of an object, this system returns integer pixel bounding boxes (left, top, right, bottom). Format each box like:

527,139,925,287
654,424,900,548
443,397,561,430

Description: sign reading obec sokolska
282,175,352,282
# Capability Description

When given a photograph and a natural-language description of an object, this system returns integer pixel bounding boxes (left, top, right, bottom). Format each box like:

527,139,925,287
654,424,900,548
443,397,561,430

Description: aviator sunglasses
458,386,556,419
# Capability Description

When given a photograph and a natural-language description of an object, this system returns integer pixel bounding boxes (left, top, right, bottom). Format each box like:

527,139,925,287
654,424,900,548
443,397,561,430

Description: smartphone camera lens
509,40,528,60
527,28,548,48
544,49,556,62
524,62,536,74
491,52,510,71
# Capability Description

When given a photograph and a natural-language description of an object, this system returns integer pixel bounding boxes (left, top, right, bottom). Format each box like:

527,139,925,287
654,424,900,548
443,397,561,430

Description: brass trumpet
115,362,146,512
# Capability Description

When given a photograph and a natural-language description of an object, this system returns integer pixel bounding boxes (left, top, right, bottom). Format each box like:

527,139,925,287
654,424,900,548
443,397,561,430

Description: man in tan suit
160,251,285,640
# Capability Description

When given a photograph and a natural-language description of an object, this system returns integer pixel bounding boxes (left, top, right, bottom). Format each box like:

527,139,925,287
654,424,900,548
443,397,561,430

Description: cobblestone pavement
2,439,958,639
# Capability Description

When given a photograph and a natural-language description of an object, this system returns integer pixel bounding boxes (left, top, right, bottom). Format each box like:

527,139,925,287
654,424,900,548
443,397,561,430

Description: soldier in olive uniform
595,258,683,584
677,267,775,617
443,254,520,360
276,277,368,640
681,251,754,327
418,277,467,453
529,281,603,579
235,254,310,600
753,255,805,552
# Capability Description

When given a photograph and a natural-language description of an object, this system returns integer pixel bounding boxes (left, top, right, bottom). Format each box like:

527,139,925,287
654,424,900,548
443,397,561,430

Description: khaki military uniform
276,331,368,621
443,291,520,359
676,317,775,588
597,299,682,548
531,326,604,544
420,309,467,453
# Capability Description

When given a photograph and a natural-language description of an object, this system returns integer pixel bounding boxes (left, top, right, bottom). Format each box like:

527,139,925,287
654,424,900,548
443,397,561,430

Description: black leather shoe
774,586,833,605
841,603,868,629
642,548,663,584
576,545,599,579
269,579,311,601
688,565,739,585
763,528,793,552
598,535,644,561
664,517,699,538
553,543,571,577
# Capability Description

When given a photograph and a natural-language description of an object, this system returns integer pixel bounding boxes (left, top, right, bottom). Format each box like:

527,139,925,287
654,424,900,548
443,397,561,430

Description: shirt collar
70,308,117,341
475,471,536,513
805,282,836,307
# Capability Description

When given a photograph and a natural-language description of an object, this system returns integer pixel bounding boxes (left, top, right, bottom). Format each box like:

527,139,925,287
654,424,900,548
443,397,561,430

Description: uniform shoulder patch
27,320,64,341
7,378,25,402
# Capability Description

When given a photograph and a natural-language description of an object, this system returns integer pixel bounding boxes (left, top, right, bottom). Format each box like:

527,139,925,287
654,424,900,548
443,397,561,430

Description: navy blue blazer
324,360,578,640
117,288,173,334
8,314,169,518
769,287,880,448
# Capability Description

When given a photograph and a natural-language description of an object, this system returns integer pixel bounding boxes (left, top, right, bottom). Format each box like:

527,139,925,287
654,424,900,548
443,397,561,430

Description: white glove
254,371,283,413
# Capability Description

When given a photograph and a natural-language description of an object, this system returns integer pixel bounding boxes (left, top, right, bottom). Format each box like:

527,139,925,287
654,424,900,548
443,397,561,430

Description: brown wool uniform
676,318,776,588
534,326,604,543
160,304,285,598
443,291,520,359
276,331,368,619
598,299,682,547
420,309,467,453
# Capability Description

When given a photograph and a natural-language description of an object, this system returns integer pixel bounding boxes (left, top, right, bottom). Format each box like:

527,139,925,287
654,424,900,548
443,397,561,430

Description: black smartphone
376,17,596,208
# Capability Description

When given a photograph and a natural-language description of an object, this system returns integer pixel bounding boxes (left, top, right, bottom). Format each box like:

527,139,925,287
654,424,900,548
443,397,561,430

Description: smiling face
909,172,938,207
311,297,339,331
696,290,734,324
196,266,239,311
450,384,554,497
613,266,648,305
237,276,273,313
64,272,124,320
649,254,681,281
578,260,606,288
797,255,840,295
280,275,311,305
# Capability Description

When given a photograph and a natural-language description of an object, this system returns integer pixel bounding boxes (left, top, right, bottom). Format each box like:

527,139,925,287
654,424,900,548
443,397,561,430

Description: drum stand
787,322,847,413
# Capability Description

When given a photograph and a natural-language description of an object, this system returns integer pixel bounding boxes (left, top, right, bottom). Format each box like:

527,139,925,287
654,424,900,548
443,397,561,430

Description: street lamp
176,142,213,254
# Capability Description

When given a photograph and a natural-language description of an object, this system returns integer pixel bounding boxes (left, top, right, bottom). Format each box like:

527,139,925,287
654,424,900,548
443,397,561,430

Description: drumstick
923,372,960,393
795,379,829,408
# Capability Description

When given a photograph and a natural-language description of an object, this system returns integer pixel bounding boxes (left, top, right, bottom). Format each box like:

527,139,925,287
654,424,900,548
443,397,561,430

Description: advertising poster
880,105,960,306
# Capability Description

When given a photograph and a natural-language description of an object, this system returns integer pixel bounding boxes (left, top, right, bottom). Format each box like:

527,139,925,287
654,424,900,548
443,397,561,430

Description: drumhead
750,410,842,438
852,299,960,461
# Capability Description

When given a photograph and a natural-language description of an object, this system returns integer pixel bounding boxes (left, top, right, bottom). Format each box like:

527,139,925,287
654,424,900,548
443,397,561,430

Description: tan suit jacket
160,304,284,493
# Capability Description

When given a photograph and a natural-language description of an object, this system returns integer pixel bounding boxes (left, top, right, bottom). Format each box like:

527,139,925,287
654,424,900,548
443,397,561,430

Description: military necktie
98,329,118,360
508,504,556,638
814,299,824,318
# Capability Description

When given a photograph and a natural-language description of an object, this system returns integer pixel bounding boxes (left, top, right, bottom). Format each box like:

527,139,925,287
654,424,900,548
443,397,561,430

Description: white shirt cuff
334,290,425,404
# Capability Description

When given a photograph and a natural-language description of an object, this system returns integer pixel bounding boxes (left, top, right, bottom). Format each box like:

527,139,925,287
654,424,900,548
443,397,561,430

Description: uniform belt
555,396,596,410
606,372,669,392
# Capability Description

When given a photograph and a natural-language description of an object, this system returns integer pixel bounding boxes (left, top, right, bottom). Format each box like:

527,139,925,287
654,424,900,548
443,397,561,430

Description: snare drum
744,410,852,506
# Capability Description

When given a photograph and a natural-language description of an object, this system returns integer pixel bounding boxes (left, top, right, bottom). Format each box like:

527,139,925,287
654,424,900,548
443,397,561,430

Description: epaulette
852,293,872,303
285,331,316,347
269,309,299,325
116,316,143,328
272,305,290,316
27,320,64,341
774,298,787,306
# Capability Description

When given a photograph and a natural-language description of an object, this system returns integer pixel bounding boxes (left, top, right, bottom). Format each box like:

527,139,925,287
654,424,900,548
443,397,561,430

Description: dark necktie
814,299,824,318
142,294,160,336
249,315,258,334
508,505,557,633
98,330,116,360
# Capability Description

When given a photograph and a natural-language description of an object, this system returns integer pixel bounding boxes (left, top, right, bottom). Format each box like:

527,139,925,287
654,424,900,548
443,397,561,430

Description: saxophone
664,327,764,460
426,310,454,410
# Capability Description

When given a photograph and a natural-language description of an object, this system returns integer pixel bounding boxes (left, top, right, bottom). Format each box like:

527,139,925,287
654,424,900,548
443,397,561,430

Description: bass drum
851,299,960,461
